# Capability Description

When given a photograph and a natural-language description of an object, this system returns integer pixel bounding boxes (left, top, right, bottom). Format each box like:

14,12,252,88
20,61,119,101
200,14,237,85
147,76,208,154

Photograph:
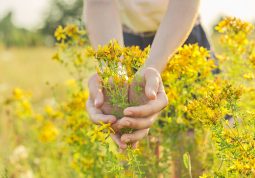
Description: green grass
0,47,73,102
0,47,78,177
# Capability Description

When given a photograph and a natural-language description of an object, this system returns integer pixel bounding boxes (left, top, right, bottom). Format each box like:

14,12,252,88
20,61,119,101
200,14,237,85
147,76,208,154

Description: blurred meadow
1,0,255,177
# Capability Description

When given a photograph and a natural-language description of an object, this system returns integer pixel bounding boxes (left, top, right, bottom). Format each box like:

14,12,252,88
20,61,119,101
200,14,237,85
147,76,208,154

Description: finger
88,74,104,108
121,129,149,143
113,115,158,131
86,99,116,124
94,89,104,108
110,133,127,149
124,87,168,117
144,68,161,100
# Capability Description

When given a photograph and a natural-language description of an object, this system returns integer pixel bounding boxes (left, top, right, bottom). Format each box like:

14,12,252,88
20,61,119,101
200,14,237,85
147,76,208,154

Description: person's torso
117,0,169,33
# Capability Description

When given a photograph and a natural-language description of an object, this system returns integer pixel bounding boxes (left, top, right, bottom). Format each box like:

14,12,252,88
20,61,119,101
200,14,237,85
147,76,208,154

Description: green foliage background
0,0,83,47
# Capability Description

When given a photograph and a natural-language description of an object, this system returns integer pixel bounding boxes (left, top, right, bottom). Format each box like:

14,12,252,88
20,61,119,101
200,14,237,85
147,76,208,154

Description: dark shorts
123,24,211,50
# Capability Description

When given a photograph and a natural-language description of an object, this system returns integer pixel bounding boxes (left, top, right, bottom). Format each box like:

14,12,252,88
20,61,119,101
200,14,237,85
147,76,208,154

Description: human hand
112,67,168,148
86,73,128,149
86,73,117,124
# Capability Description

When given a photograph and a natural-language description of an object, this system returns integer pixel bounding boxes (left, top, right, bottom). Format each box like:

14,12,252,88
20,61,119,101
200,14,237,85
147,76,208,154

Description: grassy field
0,37,224,177
0,47,72,101
0,47,75,177
0,27,254,177
0,34,221,102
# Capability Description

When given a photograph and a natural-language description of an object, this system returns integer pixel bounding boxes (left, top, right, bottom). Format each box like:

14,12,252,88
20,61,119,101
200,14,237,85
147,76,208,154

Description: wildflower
67,90,89,112
54,25,66,41
64,24,79,38
73,52,84,67
14,100,33,119
65,79,77,88
33,113,44,121
215,17,254,55
243,73,254,80
163,44,214,82
185,81,241,126
39,122,59,142
12,88,31,100
87,121,114,143
52,52,60,62
215,17,254,35
12,88,24,100
9,145,28,164
44,105,62,119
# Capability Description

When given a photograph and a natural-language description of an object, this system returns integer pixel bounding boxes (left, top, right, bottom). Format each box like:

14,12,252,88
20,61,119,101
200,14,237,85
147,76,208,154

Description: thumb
94,89,104,108
88,73,104,108
143,68,160,100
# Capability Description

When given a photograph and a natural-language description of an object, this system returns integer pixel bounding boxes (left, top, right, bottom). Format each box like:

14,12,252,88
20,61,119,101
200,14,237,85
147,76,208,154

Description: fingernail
124,110,133,116
149,89,156,98
109,118,116,123
150,90,156,99
94,100,99,107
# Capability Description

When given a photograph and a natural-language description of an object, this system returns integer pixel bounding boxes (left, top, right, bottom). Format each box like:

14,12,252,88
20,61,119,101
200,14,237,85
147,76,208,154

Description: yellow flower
215,17,254,55
12,88,24,100
65,79,77,88
44,105,54,116
243,73,254,80
52,52,60,62
33,113,44,121
39,122,59,142
87,121,114,143
64,24,78,38
215,17,254,35
67,90,89,111
54,25,66,41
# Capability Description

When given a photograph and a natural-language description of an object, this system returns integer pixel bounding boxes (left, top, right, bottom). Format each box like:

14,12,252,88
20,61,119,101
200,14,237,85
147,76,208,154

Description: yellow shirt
117,0,169,33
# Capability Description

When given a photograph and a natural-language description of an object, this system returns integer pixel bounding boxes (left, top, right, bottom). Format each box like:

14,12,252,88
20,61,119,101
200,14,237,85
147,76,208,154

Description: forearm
142,0,200,73
84,0,123,48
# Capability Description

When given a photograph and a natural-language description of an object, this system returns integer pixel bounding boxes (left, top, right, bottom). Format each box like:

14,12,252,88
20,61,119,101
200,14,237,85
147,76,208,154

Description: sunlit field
0,47,72,99
1,17,255,178
0,47,71,177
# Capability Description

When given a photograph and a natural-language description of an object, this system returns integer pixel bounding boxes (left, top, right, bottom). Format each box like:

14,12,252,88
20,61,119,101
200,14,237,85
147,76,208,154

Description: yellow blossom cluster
87,40,148,119
54,24,86,42
161,44,216,124
39,122,59,142
186,81,242,126
215,17,254,34
11,88,33,119
215,17,254,55
162,44,215,102
87,121,114,143
163,44,215,81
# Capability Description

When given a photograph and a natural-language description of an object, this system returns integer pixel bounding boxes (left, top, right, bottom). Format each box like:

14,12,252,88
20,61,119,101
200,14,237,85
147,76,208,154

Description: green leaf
183,152,193,178
183,152,190,169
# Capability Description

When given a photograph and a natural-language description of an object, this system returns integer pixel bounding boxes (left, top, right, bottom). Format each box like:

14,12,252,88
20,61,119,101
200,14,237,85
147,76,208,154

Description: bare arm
142,0,200,72
84,0,123,47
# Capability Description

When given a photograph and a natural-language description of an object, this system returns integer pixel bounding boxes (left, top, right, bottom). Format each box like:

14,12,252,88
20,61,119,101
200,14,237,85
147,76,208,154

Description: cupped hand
112,67,168,148
86,73,117,123
86,73,128,149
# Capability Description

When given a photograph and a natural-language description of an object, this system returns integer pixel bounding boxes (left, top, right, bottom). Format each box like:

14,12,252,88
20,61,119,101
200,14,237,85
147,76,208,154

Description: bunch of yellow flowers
86,40,149,119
